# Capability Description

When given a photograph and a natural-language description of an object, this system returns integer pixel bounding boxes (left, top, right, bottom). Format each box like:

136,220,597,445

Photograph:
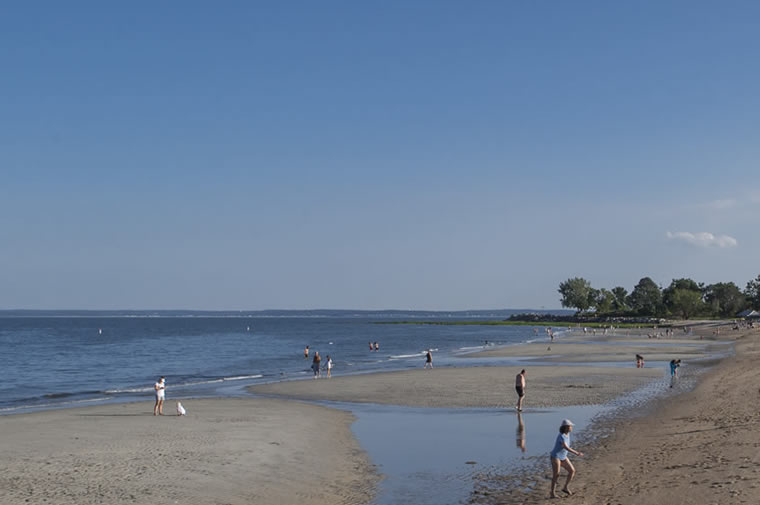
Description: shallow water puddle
350,404,603,505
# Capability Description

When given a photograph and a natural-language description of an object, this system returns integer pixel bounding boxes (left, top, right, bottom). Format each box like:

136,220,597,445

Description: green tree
611,286,629,311
704,282,746,318
745,275,760,310
662,278,702,316
627,277,663,316
558,277,593,313
669,289,705,319
592,288,615,313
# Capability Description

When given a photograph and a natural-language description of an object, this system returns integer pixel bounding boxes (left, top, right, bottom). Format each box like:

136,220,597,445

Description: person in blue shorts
550,419,583,499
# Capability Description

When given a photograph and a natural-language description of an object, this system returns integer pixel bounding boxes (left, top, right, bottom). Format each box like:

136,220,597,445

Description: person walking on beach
550,419,583,498
153,376,166,416
669,359,681,387
516,369,526,411
304,345,310,359
636,354,644,368
324,355,333,378
424,350,433,369
312,351,321,378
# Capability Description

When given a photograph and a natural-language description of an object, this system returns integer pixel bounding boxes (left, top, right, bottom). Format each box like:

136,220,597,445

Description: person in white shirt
154,376,166,416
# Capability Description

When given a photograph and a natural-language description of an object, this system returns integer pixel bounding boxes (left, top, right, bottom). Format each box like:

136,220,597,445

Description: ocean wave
220,374,264,381
104,386,154,394
389,353,426,359
104,374,265,394
0,396,113,413
389,349,439,359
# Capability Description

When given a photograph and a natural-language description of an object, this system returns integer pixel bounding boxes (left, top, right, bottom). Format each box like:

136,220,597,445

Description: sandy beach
0,398,377,505
250,366,664,408
472,324,760,505
0,323,749,505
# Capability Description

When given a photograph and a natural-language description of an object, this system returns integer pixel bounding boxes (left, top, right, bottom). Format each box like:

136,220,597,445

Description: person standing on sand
636,354,644,368
550,419,583,498
669,359,681,387
324,355,333,378
424,350,433,368
312,351,321,378
515,369,526,411
153,376,165,416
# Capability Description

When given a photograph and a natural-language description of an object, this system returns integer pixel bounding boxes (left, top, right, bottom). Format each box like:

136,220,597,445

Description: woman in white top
154,376,166,416
325,356,333,378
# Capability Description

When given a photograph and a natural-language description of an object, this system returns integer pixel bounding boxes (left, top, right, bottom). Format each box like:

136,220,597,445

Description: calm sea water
0,314,560,413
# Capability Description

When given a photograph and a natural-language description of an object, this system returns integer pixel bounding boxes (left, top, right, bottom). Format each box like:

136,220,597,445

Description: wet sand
249,366,664,408
0,398,377,505
465,339,725,363
472,324,760,505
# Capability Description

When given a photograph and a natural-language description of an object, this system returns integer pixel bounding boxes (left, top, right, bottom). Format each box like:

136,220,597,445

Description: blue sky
2,1,759,310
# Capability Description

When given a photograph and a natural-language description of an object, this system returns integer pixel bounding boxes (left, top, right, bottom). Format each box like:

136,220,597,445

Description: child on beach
670,359,680,377
669,359,681,387
324,355,333,378
550,419,583,499
636,354,644,368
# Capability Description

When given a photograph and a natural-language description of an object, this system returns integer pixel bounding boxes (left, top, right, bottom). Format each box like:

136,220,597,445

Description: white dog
176,401,187,416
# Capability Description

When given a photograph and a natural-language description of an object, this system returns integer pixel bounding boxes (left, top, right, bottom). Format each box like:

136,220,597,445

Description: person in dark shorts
515,369,526,411
424,350,433,369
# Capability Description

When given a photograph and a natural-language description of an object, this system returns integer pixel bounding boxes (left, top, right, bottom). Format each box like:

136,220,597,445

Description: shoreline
0,322,742,505
470,323,757,504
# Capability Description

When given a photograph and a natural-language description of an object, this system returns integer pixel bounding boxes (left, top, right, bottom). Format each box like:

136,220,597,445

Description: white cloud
666,231,738,248
706,199,737,210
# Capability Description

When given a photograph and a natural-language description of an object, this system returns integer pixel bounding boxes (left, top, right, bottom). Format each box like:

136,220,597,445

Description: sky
1,1,759,310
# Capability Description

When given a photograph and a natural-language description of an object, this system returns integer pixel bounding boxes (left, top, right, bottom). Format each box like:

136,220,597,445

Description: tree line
558,274,760,319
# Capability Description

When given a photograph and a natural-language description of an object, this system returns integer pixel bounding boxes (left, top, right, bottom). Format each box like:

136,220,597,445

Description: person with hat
550,419,583,498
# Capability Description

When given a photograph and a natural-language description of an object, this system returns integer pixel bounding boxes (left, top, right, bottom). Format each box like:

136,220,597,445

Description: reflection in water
516,412,526,453
351,404,602,505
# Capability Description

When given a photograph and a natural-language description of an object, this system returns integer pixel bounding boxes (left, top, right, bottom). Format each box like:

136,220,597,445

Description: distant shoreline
375,320,658,328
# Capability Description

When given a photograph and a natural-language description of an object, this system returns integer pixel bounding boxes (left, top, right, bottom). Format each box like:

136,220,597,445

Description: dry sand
249,366,664,408
0,398,377,505
472,325,760,505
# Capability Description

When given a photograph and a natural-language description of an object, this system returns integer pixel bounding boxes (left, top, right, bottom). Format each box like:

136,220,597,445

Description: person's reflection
516,412,526,453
